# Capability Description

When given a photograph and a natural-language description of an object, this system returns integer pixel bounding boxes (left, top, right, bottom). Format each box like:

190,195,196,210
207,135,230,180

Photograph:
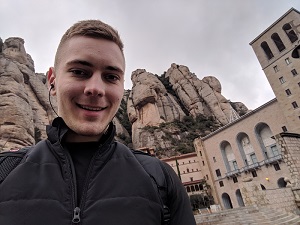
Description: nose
84,74,105,97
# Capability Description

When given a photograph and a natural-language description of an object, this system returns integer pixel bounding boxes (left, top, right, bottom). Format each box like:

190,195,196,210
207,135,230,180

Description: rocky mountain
127,64,249,157
0,37,249,157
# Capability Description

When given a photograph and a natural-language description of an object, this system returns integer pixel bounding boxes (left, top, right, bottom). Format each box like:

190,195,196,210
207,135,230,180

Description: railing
225,169,240,177
221,154,284,179
264,154,283,164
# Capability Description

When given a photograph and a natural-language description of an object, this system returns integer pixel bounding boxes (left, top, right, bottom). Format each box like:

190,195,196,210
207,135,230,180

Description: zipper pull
72,207,81,223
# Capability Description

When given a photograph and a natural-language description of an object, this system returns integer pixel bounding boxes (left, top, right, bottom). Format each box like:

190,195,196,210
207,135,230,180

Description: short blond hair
54,20,124,68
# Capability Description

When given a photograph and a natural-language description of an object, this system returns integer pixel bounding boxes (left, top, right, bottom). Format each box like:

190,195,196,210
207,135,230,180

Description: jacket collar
46,117,116,145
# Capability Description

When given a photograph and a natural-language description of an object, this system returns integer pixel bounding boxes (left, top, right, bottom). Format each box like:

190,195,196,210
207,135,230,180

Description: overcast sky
1,1,299,109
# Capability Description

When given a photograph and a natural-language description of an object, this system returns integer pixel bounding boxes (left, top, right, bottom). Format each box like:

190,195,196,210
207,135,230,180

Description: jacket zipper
63,147,81,224
76,144,103,221
65,144,105,224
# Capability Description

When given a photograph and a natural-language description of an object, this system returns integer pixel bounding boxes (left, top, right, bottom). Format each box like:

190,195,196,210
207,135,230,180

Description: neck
65,132,103,142
64,124,110,143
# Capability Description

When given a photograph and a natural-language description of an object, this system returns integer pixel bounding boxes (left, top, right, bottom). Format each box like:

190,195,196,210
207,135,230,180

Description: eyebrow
66,60,124,74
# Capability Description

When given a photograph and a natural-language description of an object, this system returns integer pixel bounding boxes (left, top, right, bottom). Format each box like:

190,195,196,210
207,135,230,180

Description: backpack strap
0,146,32,184
132,150,171,225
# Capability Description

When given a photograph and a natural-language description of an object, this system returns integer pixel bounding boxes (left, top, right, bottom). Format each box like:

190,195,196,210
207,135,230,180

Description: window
251,170,257,177
274,163,281,171
250,153,258,164
195,185,199,191
279,76,285,84
187,168,190,173
216,169,221,177
261,41,274,60
292,101,299,109
202,161,205,166
271,145,279,156
206,175,209,180
219,181,224,187
199,151,202,156
190,177,193,181
191,186,195,192
213,157,216,162
298,82,300,87
285,57,291,65
282,126,288,132
285,89,292,96
232,161,238,170
283,23,298,43
186,186,191,192
233,176,238,183
291,69,298,76
271,33,286,52
273,65,279,72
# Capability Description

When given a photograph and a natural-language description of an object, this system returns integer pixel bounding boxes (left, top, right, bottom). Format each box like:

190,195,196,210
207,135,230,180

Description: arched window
271,33,286,52
187,186,191,192
222,193,233,209
220,141,236,172
255,123,279,159
261,41,274,60
236,189,245,207
236,132,254,166
283,23,298,43
195,185,199,191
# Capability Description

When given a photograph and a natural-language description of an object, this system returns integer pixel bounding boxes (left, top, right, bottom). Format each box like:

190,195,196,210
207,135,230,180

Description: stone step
195,205,300,225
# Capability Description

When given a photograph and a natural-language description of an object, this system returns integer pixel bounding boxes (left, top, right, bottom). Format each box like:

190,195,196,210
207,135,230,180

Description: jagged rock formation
128,63,249,157
0,37,57,151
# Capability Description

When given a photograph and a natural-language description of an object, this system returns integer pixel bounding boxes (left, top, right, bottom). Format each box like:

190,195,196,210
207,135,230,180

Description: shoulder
0,146,33,184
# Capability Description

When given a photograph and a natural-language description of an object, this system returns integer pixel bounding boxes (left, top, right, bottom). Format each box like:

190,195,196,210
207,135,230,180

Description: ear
47,67,56,95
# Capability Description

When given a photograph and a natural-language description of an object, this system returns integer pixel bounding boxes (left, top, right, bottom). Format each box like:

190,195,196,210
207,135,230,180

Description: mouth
77,104,106,111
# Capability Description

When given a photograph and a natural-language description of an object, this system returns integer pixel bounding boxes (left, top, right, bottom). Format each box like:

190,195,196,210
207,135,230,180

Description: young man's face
48,36,125,142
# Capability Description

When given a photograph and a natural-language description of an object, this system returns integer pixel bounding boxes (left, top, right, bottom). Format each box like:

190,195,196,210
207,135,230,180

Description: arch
187,186,191,192
235,189,245,207
277,177,287,188
255,122,278,159
283,23,298,43
191,186,195,192
261,41,274,60
236,132,254,166
221,193,233,209
271,33,286,52
220,141,236,172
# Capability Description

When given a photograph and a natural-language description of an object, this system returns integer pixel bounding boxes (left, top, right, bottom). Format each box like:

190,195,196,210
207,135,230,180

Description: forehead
56,36,125,71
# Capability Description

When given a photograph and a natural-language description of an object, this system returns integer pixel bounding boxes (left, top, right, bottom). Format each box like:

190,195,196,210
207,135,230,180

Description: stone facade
162,153,206,196
250,8,300,134
194,99,291,209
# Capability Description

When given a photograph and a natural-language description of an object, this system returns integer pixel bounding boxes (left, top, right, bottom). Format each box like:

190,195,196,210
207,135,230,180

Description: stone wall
240,181,299,214
275,133,300,206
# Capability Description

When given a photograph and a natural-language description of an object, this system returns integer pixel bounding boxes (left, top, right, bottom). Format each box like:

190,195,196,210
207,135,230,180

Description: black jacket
0,118,196,225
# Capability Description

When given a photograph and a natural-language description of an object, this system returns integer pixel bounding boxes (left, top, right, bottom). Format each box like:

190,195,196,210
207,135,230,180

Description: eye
70,69,89,77
105,74,120,82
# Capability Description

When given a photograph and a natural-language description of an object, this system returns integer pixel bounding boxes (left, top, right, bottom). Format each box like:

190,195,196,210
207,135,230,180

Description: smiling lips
77,104,106,111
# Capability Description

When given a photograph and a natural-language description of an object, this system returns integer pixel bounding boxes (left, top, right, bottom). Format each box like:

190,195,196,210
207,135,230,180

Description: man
0,20,196,225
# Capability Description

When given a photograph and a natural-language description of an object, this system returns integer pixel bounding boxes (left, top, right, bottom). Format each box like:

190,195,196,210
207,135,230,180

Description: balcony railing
264,154,283,164
242,162,261,172
218,154,284,181
225,169,240,177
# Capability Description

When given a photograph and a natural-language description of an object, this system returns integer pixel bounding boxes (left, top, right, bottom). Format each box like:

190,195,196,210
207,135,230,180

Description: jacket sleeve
162,162,196,225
